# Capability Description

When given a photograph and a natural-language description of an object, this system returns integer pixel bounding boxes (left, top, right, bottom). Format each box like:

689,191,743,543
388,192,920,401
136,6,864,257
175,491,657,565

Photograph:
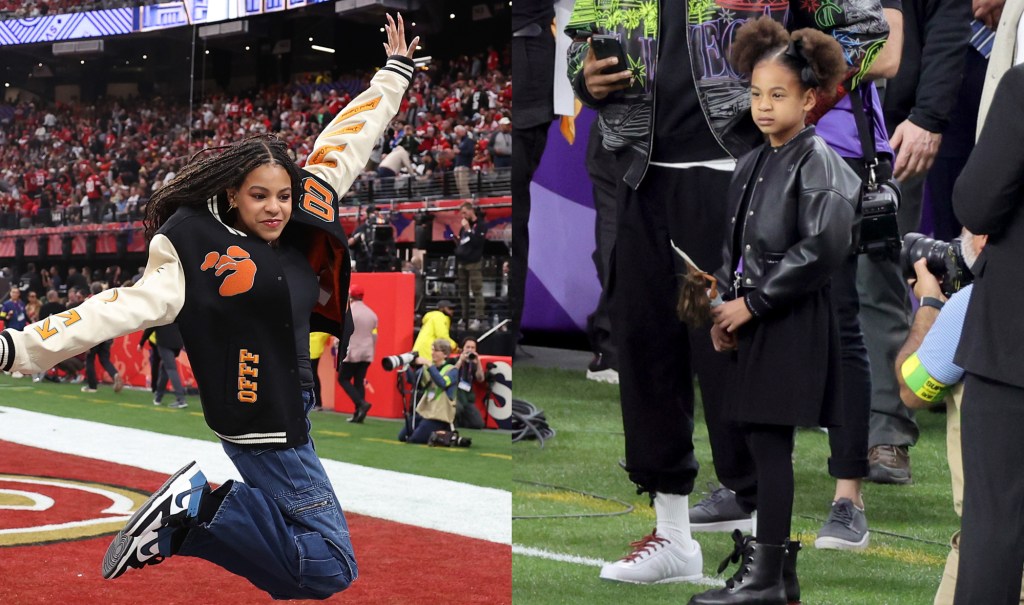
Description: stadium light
245,45,250,51
449,13,455,18
312,44,335,54
142,54,147,59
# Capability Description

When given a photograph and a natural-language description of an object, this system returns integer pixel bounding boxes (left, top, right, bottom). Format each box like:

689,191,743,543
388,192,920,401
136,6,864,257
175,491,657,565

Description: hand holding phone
591,34,628,74
583,35,633,101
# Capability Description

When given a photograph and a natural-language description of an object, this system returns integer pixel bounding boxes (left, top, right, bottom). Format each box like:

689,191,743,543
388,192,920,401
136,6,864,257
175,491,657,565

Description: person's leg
469,261,484,323
154,358,168,404
337,363,363,413
457,262,470,326
688,424,790,604
310,355,323,409
456,390,486,429
955,374,1024,605
510,123,550,343
352,362,369,404
610,167,699,498
407,418,450,444
148,345,161,393
85,347,99,390
599,166,706,584
178,391,356,600
858,253,917,472
97,339,118,381
746,424,796,546
815,254,873,549
157,346,187,404
585,121,621,380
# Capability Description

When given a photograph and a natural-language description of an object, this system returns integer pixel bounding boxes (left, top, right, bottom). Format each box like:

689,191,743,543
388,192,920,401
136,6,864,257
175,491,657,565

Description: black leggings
744,424,796,546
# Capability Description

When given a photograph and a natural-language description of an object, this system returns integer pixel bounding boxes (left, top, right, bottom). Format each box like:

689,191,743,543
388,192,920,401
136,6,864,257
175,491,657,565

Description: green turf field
513,366,958,605
0,374,511,491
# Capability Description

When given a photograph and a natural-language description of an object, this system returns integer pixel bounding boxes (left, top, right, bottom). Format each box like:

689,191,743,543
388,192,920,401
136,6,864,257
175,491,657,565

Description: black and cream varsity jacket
0,56,415,447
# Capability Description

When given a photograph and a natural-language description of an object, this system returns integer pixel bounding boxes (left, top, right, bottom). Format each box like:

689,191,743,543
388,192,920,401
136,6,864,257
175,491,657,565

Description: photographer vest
416,363,457,425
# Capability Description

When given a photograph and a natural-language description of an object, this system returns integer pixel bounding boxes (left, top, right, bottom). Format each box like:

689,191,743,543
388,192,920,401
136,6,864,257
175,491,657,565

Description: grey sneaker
689,484,752,533
168,400,188,409
814,498,870,551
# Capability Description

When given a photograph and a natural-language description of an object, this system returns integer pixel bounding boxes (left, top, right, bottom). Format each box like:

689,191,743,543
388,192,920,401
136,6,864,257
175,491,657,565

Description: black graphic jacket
565,0,889,188
0,56,415,447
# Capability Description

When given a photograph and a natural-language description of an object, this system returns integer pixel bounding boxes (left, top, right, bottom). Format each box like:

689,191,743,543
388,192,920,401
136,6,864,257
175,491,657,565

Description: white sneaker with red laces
599,529,703,584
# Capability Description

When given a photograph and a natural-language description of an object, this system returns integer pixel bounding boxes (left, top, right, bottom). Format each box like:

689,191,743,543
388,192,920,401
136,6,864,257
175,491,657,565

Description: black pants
954,373,1024,605
339,362,370,410
510,123,550,343
311,355,323,408
610,164,732,496
744,424,796,546
86,340,117,389
584,120,621,369
826,253,872,479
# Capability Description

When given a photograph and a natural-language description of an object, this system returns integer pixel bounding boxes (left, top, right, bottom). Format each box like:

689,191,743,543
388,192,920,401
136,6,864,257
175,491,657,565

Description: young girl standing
688,17,861,605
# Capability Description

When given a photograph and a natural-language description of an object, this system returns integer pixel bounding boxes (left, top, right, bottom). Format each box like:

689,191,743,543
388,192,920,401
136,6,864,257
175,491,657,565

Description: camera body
856,181,901,261
900,232,974,298
427,429,472,447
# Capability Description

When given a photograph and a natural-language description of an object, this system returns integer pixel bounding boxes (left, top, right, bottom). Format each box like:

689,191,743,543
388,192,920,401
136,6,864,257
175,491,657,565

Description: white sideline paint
511,544,723,587
0,406,510,544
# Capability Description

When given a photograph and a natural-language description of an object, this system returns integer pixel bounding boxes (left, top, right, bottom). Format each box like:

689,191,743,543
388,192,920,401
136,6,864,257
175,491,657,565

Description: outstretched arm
0,235,185,374
302,13,419,198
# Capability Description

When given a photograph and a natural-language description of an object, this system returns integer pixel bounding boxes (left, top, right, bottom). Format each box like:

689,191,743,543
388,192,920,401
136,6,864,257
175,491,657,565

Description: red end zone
0,440,510,604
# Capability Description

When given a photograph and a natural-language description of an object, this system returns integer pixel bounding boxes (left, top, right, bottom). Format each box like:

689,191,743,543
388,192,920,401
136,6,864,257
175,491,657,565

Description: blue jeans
178,391,357,599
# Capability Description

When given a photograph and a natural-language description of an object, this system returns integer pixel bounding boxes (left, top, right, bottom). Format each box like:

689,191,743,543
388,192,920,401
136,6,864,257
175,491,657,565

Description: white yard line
0,406,510,545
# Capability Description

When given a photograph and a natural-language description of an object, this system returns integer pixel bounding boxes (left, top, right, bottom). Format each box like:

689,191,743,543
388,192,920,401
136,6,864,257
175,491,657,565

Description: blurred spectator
489,117,512,168
0,286,26,330
0,45,510,231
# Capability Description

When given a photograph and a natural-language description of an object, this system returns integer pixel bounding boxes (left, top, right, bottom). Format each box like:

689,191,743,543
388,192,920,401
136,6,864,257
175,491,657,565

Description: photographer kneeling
893,229,1023,604
398,338,460,444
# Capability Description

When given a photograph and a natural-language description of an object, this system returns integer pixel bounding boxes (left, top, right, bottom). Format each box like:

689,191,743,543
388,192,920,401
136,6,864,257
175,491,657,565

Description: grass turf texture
513,366,958,605
0,374,511,491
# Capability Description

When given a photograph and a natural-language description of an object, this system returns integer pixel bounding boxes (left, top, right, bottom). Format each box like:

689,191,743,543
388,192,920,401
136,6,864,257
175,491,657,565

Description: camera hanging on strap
850,86,902,262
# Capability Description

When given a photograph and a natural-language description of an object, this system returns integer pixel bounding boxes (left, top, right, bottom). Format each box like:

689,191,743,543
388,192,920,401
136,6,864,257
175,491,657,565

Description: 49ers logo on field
201,245,257,297
0,474,149,547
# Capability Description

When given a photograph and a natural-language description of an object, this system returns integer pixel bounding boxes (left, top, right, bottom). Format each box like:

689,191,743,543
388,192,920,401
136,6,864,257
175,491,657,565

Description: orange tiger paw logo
201,245,257,297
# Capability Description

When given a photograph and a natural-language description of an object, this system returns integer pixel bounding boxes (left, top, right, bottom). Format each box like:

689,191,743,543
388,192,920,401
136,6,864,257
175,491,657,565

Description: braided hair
730,16,848,94
143,134,302,240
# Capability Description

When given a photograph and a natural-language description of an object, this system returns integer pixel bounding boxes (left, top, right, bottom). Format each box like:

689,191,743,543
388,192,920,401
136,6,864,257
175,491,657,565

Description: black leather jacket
715,127,860,318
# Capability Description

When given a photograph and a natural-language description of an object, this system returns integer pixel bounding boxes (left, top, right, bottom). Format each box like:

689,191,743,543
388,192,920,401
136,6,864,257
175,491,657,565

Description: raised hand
383,13,419,59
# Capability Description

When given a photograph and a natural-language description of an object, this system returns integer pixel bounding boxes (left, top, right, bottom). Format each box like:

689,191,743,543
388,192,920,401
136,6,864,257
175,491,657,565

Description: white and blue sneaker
102,461,209,579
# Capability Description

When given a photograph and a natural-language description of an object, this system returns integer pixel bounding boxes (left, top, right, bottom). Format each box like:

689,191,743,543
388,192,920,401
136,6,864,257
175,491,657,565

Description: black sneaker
814,498,870,551
102,461,209,579
689,484,753,533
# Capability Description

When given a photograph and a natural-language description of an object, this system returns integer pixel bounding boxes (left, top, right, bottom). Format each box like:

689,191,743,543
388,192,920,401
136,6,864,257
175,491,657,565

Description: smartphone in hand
591,34,628,75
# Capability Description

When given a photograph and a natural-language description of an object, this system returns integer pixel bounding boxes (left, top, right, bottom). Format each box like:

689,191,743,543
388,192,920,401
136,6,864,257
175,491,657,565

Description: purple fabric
815,83,893,160
531,109,598,210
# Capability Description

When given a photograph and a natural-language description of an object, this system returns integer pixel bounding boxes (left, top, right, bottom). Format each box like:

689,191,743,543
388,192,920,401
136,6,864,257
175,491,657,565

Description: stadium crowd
0,0,162,20
0,45,511,230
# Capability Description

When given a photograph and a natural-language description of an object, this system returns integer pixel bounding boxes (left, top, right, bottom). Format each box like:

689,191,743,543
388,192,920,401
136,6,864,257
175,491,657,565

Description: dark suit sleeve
908,0,972,133
953,65,1024,235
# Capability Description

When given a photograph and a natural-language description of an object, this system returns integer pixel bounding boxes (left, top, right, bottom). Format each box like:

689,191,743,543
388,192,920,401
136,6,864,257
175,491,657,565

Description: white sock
751,510,758,538
654,492,693,548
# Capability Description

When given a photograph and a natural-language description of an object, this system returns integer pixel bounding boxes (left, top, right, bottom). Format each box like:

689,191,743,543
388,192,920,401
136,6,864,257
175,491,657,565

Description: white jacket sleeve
0,234,186,374
303,56,414,197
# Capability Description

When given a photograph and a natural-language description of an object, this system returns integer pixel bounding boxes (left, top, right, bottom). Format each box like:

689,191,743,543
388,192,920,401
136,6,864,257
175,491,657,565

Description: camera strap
848,85,878,187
